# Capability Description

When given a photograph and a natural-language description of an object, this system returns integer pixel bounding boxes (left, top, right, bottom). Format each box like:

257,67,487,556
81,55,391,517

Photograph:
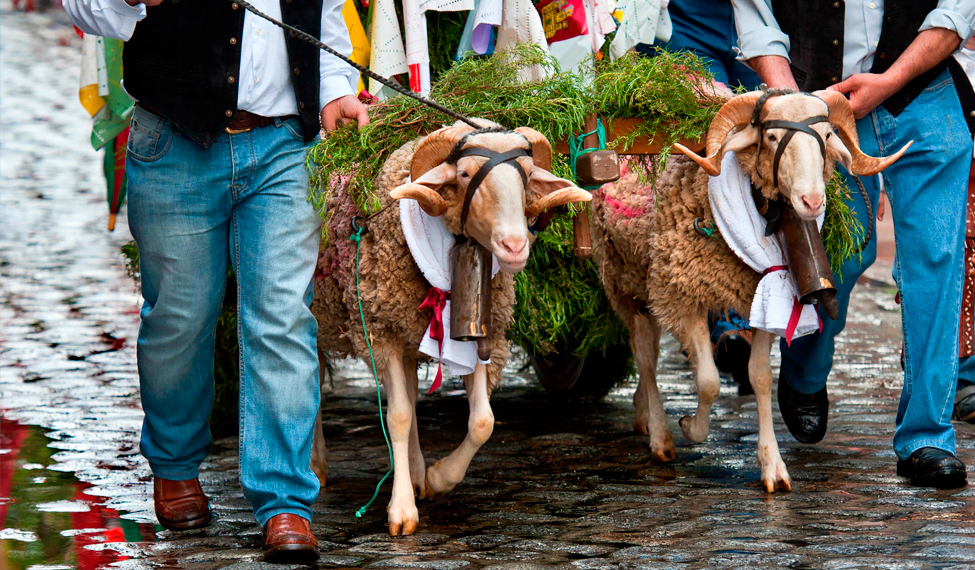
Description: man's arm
63,0,147,40
318,0,368,131
830,28,963,119
731,0,797,88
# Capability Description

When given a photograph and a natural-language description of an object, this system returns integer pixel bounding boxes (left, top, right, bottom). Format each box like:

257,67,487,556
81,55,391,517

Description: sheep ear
390,163,455,217
826,131,853,172
528,167,578,196
719,125,760,156
525,168,592,218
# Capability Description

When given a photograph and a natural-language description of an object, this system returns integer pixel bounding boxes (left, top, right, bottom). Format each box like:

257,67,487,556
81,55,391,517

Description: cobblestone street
1,7,974,570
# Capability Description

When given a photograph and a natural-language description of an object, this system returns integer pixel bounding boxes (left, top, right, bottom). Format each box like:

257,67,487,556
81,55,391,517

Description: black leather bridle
750,89,829,191
445,129,533,234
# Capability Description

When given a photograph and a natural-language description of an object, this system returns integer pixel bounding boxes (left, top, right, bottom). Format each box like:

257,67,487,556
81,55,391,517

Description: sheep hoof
387,502,419,536
651,445,677,463
678,415,708,443
633,420,649,435
760,457,792,493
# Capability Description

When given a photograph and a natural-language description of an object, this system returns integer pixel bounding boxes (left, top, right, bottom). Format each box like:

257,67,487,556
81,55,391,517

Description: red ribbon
419,287,450,393
763,265,804,346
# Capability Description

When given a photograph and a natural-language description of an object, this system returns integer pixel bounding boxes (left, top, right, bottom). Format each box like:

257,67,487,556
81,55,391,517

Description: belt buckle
225,126,251,135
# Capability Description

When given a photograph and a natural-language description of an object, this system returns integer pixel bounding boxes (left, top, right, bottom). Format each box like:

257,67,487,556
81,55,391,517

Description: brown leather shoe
262,513,319,564
153,477,212,531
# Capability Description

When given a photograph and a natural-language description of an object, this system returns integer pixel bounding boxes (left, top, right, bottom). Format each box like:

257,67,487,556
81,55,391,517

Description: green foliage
508,212,629,357
822,171,865,279
590,49,722,168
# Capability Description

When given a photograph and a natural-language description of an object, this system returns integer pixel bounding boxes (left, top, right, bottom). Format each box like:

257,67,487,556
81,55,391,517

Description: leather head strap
764,116,829,189
454,146,531,233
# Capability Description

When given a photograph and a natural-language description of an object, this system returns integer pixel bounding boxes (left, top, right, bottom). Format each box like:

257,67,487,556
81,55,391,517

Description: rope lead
350,226,394,518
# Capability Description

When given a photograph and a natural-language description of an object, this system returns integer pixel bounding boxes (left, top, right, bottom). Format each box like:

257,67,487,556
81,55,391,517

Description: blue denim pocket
276,117,307,142
127,106,175,163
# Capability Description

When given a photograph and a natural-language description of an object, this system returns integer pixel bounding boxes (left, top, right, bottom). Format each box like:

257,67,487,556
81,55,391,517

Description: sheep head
675,90,911,220
390,120,591,273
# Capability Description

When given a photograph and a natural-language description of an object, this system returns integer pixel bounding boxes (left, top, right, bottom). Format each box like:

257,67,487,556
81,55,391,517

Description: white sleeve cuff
320,72,359,110
921,9,974,45
735,27,792,62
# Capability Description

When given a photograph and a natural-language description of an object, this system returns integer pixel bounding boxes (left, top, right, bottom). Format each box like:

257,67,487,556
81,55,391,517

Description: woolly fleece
311,140,514,391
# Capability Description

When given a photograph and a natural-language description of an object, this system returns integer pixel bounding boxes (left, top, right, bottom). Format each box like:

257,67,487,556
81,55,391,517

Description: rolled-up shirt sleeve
319,0,360,109
63,0,145,41
920,1,975,44
731,0,792,61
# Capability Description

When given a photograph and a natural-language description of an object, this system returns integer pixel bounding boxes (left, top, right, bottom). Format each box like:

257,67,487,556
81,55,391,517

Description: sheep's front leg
749,329,791,493
384,347,420,536
424,363,493,495
677,316,721,443
630,312,674,461
311,348,328,487
310,405,328,487
404,360,428,498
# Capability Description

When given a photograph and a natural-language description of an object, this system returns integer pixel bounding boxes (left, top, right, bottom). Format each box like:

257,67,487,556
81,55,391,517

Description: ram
589,90,907,491
310,120,590,534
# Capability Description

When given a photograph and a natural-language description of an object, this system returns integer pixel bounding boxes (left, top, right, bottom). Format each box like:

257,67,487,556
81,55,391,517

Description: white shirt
733,0,975,82
63,0,359,116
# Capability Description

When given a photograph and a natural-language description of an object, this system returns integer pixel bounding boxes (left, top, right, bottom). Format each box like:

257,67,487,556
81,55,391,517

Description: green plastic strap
568,118,609,191
350,228,395,518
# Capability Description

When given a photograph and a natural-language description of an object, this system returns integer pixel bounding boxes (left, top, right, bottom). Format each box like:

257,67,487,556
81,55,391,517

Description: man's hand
321,94,369,132
828,73,899,119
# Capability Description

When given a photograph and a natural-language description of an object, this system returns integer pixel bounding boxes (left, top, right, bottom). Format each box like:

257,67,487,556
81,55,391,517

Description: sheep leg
404,360,428,498
310,347,328,487
630,312,674,461
749,329,792,493
310,405,328,487
677,316,721,443
424,362,494,495
384,347,420,536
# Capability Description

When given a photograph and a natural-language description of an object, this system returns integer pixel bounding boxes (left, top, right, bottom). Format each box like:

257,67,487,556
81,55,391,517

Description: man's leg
881,74,970,474
776,156,880,443
230,119,322,528
126,108,233,528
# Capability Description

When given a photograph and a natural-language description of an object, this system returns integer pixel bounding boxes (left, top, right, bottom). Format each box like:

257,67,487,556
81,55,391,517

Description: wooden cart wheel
529,341,632,401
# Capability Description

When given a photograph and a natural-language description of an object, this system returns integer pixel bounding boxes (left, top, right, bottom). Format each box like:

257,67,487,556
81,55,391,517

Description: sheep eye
460,171,470,179
825,132,832,140
767,133,777,142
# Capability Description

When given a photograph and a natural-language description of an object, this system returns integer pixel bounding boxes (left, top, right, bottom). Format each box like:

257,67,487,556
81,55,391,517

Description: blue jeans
780,69,972,460
126,107,322,525
640,0,761,91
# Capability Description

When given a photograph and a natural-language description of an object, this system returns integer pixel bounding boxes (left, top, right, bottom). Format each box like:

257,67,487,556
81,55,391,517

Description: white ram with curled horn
310,119,591,535
588,90,909,492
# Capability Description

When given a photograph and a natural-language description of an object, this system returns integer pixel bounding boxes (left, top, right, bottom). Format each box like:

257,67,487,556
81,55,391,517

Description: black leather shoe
777,377,828,444
954,384,975,424
896,447,967,489
715,333,753,395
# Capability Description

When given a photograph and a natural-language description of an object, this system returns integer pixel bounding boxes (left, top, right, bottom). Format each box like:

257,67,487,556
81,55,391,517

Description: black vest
123,0,323,148
771,0,945,116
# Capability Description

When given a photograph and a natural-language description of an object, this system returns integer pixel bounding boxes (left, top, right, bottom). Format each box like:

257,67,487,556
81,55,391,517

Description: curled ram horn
409,124,475,182
813,90,912,176
674,90,764,176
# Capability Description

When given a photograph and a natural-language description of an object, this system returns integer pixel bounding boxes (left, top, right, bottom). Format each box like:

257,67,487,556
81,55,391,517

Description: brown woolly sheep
589,90,908,492
310,120,591,535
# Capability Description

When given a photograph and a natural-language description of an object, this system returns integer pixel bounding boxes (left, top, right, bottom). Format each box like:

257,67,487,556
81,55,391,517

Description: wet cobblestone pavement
2,8,975,570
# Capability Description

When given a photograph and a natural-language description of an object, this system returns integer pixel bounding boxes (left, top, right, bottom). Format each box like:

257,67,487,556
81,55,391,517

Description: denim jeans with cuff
779,69,972,460
126,106,322,526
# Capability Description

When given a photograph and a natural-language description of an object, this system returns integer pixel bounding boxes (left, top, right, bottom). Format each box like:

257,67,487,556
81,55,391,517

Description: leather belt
137,104,295,135
226,110,296,134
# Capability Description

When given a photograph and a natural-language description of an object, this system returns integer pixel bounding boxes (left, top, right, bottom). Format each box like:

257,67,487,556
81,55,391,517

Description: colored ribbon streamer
419,287,450,393
763,265,805,346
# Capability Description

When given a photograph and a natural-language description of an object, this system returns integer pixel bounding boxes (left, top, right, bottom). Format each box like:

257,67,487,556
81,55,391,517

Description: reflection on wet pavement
1,6,974,570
